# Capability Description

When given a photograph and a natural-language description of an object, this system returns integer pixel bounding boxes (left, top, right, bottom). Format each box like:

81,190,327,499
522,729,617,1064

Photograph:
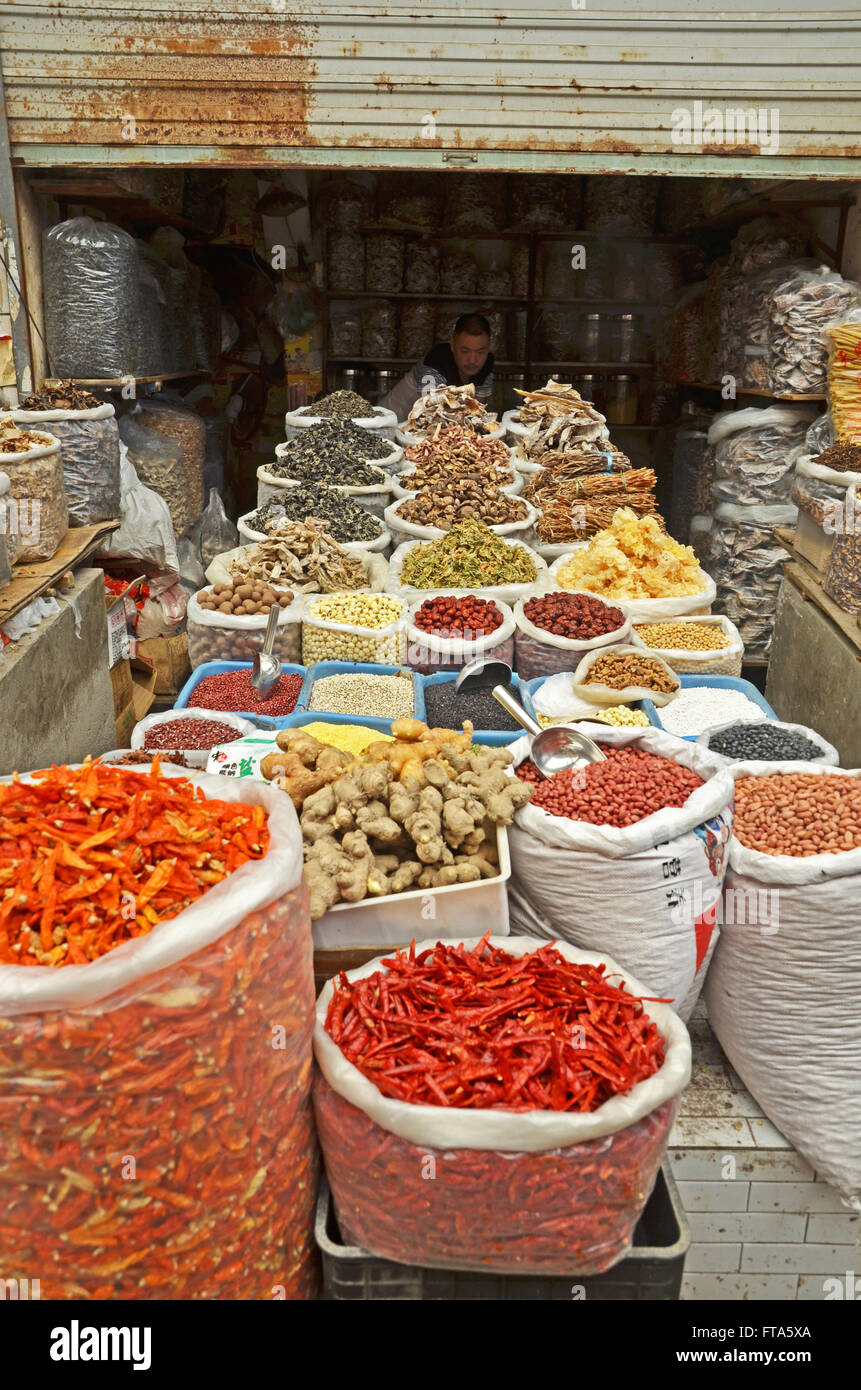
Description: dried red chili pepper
315,937,678,1275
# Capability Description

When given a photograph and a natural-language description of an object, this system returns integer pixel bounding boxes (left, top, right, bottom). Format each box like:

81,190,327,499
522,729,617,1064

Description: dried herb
401,519,537,589
310,389,377,419
247,489,383,545
20,381,104,411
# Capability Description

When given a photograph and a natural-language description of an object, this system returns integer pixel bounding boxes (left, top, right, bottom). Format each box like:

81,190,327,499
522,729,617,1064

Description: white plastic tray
311,825,511,948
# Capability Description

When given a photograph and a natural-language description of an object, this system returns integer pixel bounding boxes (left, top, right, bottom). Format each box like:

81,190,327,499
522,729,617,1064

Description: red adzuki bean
189,670,303,715
143,718,243,751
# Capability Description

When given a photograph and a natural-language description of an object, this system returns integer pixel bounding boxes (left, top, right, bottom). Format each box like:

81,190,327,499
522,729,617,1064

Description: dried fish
769,268,861,396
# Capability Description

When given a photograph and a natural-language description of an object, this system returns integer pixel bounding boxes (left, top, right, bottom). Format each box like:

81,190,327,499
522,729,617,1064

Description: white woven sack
795,451,861,492
315,935,691,1150
629,614,744,676
704,763,861,1204
507,727,734,1016
0,766,302,1016
237,510,391,556
546,551,716,621
130,708,258,766
406,596,516,667
697,720,839,768
384,496,538,543
514,592,630,653
206,544,388,594
285,404,397,441
257,463,393,514
571,643,680,708
386,535,547,608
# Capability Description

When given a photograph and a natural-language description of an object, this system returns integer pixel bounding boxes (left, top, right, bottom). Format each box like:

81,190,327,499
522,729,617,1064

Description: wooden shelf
326,291,529,303
531,361,654,371
677,185,856,238
0,521,119,625
359,225,696,246
27,177,212,238
679,381,827,402
65,371,208,388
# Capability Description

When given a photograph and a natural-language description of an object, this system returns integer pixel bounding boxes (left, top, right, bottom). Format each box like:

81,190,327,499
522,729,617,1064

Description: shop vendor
378,312,494,420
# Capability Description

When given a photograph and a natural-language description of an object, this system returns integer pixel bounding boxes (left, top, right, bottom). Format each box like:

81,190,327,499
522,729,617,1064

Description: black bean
424,681,521,732
709,722,823,761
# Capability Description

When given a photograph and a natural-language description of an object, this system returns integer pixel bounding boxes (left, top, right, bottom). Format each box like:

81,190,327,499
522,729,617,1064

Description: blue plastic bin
419,670,530,745
280,710,401,739
521,674,648,727
643,674,777,742
173,660,307,729
299,661,426,723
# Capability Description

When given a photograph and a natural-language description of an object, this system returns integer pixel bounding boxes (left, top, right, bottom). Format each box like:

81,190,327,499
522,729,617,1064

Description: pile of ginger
265,718,533,919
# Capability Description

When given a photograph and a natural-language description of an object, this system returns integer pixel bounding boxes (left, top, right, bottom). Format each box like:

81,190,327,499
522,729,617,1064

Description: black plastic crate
316,1165,690,1300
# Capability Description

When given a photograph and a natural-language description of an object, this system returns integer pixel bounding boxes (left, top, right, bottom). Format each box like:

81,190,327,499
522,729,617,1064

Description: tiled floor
671,1004,859,1301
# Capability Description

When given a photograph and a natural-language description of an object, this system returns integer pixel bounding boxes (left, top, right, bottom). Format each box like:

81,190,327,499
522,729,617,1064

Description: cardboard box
135,633,190,697
793,512,835,574
112,657,157,747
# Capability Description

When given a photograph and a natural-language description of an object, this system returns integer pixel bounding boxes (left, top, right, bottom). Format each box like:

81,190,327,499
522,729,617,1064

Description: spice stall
2,141,861,1305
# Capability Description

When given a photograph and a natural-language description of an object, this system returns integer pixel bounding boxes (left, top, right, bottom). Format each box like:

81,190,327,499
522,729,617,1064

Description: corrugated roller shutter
2,1,861,173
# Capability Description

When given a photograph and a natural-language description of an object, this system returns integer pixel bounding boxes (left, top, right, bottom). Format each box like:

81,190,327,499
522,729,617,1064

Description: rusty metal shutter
2,1,861,174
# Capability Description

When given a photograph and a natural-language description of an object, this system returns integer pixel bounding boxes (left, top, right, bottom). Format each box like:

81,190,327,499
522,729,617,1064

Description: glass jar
579,313,604,363
573,373,606,416
610,313,641,364
605,374,639,426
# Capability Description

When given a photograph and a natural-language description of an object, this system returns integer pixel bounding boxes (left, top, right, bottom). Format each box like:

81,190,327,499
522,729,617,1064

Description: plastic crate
316,1166,689,1301
420,671,529,745
173,660,307,728
298,661,425,725
521,675,648,728
643,674,777,742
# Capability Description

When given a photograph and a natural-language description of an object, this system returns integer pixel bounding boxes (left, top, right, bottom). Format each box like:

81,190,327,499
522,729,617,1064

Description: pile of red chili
517,744,704,828
189,668,303,715
0,760,269,967
325,935,666,1112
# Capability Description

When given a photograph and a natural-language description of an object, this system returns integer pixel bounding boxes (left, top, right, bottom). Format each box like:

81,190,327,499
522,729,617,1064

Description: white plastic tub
311,825,511,948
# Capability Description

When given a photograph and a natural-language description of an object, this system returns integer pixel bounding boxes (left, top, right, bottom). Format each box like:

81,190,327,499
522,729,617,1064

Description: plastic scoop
455,657,606,778
251,604,282,702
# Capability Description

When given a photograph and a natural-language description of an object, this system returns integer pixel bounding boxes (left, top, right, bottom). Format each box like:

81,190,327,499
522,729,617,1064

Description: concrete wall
0,567,115,775
766,577,861,768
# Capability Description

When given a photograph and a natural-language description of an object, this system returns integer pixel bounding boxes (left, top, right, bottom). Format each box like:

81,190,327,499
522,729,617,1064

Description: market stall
1,165,860,1307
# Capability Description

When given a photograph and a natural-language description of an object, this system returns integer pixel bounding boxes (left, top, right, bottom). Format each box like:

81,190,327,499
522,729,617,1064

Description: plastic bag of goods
507,728,735,1018
404,242,440,294
314,935,690,1273
198,488,238,568
767,265,861,397
118,411,189,538
823,483,861,613
707,405,814,506
43,218,140,378
443,174,505,232
14,392,120,527
513,591,631,682
584,175,657,235
571,644,680,707
668,405,713,541
406,594,516,674
361,299,398,360
704,765,861,1205
326,231,365,291
377,171,443,229
706,502,796,656
136,399,206,523
131,708,259,767
329,310,362,357
314,176,371,231
134,243,170,377
0,761,319,1298
193,274,222,373
302,591,406,665
207,539,389,595
365,233,404,293
398,300,436,360
629,615,744,677
97,442,180,574
510,174,569,230
0,418,68,563
187,584,303,667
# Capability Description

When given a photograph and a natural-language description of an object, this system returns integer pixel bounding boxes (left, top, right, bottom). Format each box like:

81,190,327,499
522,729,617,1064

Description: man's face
451,331,490,379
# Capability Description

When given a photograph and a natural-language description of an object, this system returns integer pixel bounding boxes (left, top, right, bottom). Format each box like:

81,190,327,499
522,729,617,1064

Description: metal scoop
455,657,606,778
251,604,282,702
